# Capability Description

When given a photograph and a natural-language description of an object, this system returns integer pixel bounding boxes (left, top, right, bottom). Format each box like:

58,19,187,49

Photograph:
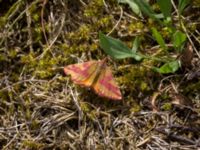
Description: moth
64,58,122,100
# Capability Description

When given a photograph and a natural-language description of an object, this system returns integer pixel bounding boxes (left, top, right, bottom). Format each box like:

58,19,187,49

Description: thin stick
107,6,123,36
41,0,49,46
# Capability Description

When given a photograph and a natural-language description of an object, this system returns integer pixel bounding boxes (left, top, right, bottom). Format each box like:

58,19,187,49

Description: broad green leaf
153,60,180,74
156,0,172,18
99,32,142,60
118,0,141,16
172,31,187,51
133,0,163,23
131,37,140,53
152,27,167,50
178,0,190,14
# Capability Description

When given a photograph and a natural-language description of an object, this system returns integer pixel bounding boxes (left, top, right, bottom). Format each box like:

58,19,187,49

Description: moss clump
183,81,200,94
0,16,6,28
161,26,173,39
79,25,90,37
80,102,92,112
94,15,113,30
22,140,44,149
83,0,104,17
161,102,172,111
130,102,141,112
119,65,151,94
8,48,19,58
128,22,145,33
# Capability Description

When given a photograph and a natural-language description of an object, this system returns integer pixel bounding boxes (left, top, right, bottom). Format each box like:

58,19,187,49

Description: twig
102,0,108,8
26,1,33,53
0,0,41,46
41,0,49,46
155,127,196,145
69,87,83,131
37,11,66,59
107,6,123,36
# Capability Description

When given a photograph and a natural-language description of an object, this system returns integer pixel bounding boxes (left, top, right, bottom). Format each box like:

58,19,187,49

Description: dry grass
0,0,200,149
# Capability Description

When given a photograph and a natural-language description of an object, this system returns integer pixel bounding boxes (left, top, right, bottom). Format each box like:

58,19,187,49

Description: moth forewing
64,61,98,87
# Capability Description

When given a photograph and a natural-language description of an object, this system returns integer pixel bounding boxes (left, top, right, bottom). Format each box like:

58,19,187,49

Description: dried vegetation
0,0,200,149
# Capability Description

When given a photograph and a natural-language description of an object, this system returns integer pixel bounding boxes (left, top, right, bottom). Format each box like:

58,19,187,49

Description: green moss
22,140,44,149
86,110,98,121
10,72,20,82
152,3,160,12
147,18,156,28
8,49,18,58
29,1,40,22
90,43,98,52
161,102,172,111
128,22,144,33
188,23,197,31
59,43,70,55
160,92,170,100
8,103,15,115
119,65,151,94
29,2,37,13
33,25,43,42
78,43,89,52
0,53,8,61
25,108,31,120
68,25,90,42
20,53,35,64
21,52,61,79
80,102,91,112
0,17,6,28
78,25,90,40
183,81,200,93
35,70,52,79
140,81,150,91
33,13,40,22
38,57,58,67
130,103,141,112
95,15,113,29
83,0,104,17
99,16,112,25
0,91,9,103
30,119,40,130
161,26,173,39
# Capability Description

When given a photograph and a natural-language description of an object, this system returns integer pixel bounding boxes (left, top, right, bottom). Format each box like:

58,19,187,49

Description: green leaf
154,13,164,19
133,0,163,23
172,31,187,51
99,32,142,61
156,0,172,18
153,60,180,74
178,0,190,14
152,27,167,50
118,0,141,16
131,37,140,53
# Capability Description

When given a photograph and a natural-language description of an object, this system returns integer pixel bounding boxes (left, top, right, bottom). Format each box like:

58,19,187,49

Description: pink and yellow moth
64,58,122,100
